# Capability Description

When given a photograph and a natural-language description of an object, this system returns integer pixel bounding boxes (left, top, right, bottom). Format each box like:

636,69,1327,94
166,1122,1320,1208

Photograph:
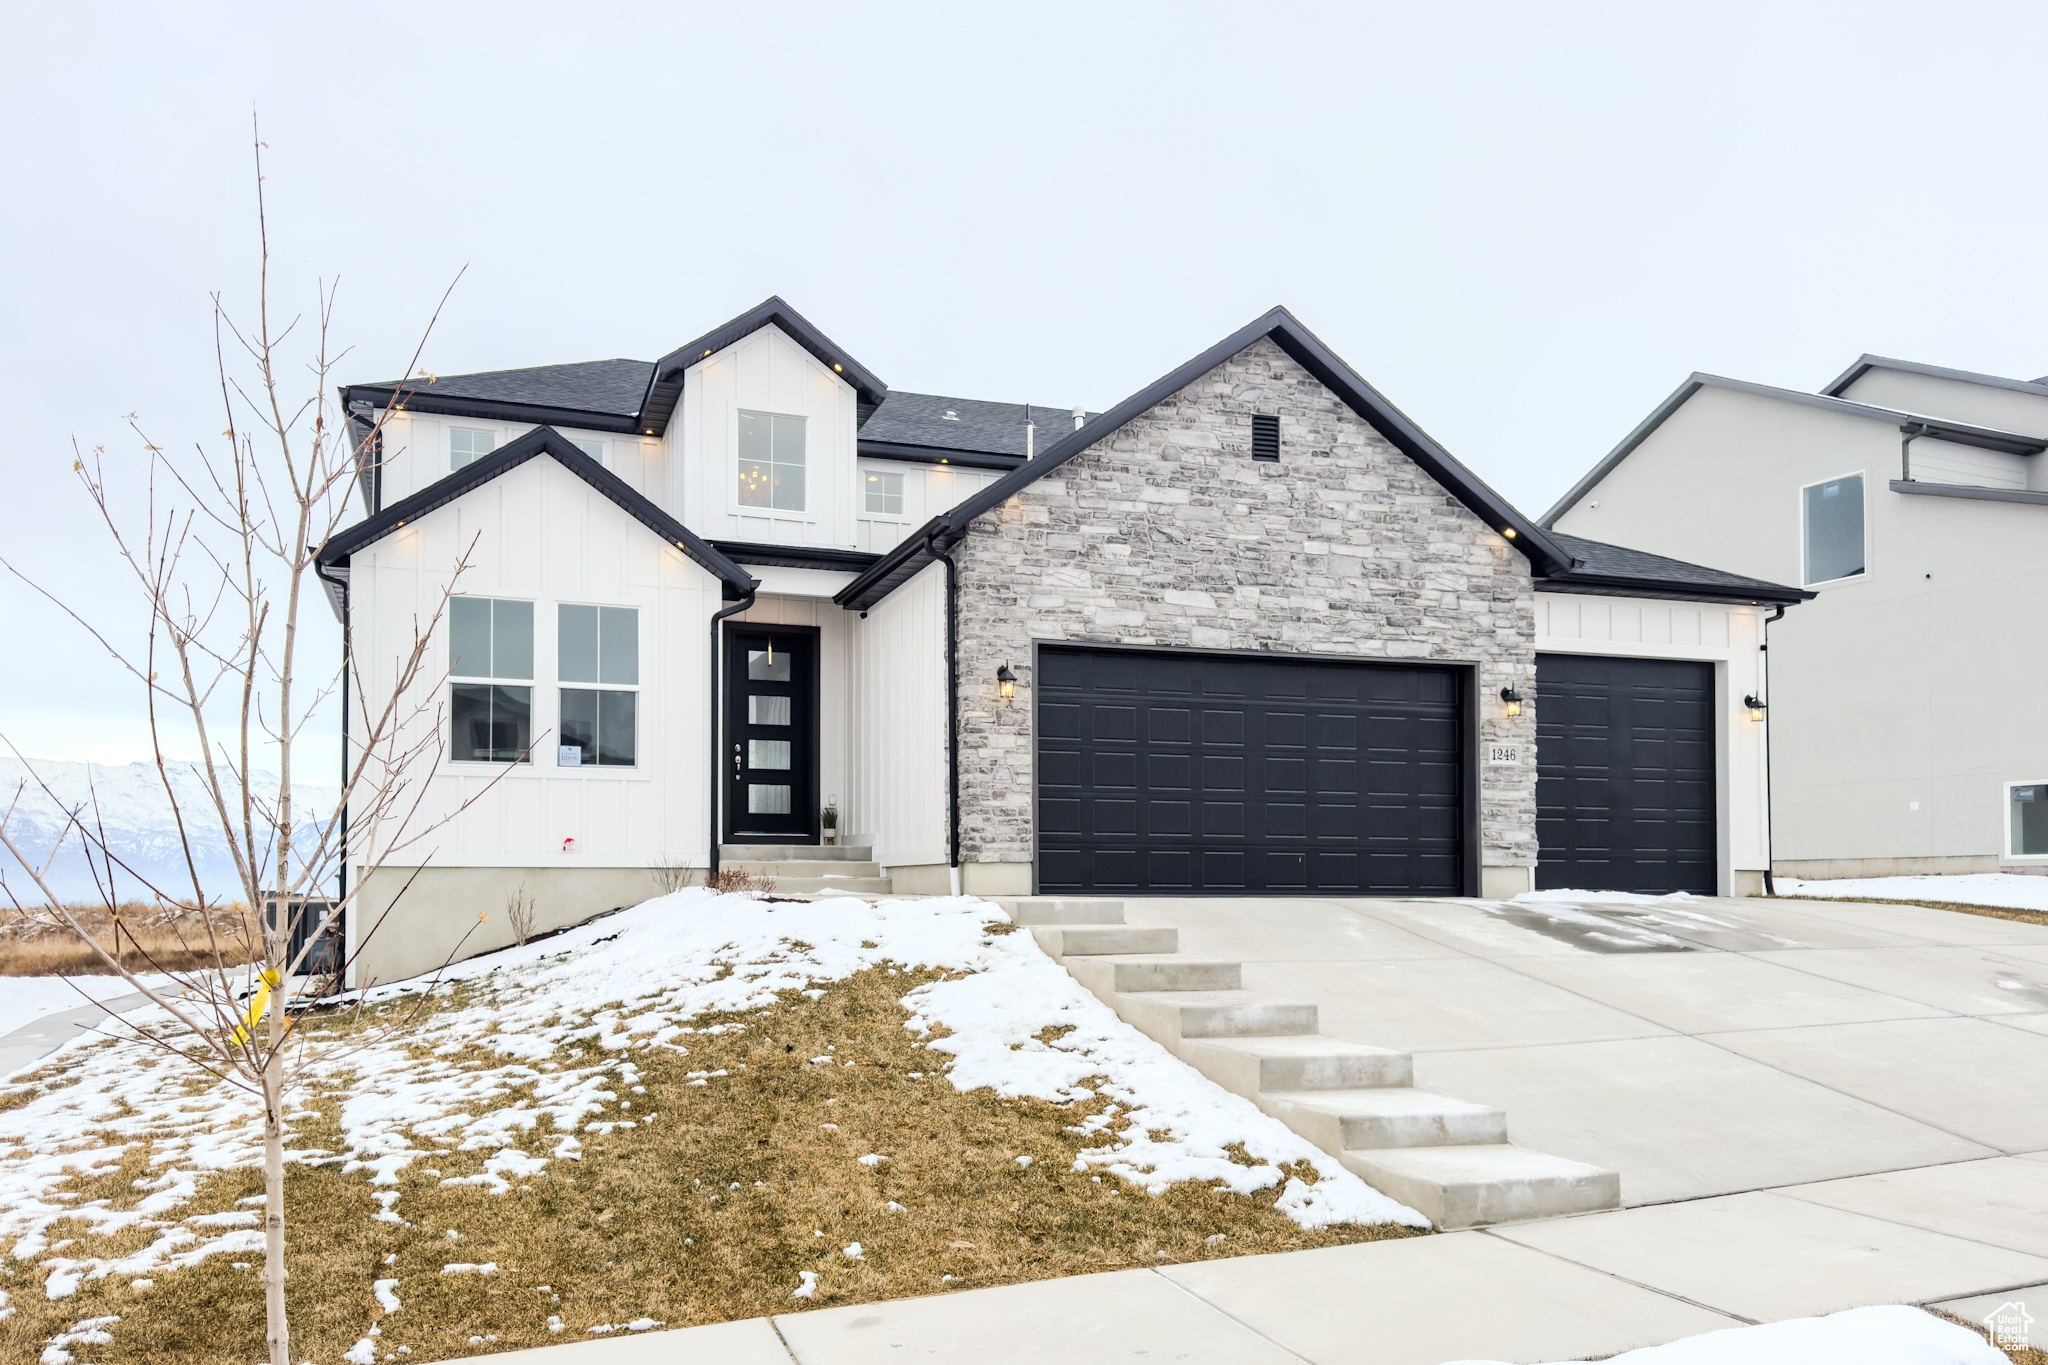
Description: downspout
1899,423,1927,483
926,527,961,894
708,581,761,884
1759,604,1786,895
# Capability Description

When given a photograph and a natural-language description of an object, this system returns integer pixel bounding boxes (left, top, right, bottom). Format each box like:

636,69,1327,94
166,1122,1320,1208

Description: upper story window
865,470,904,515
1801,473,1865,586
558,604,638,767
573,438,607,466
450,427,497,471
448,596,533,762
738,410,806,512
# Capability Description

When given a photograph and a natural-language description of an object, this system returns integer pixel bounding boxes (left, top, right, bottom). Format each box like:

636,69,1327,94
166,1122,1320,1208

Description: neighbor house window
738,410,806,511
558,604,638,767
1802,473,1865,585
865,470,904,515
450,427,497,471
449,596,533,762
573,439,607,465
2012,783,2048,858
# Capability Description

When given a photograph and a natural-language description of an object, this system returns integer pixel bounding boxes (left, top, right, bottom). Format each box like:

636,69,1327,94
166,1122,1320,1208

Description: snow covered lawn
0,974,169,1039
1780,872,2048,918
0,890,1422,1362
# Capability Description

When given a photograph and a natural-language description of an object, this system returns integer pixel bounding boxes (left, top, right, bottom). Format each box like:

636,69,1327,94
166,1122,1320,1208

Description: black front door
724,626,818,844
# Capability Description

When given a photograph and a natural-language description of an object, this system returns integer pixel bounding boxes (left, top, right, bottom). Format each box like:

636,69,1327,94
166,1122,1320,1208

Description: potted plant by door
821,801,839,847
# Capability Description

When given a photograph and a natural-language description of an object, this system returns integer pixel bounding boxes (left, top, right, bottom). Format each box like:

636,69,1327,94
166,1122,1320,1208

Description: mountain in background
0,758,338,904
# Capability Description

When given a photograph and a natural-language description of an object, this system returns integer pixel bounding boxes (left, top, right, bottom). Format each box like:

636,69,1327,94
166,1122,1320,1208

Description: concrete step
1177,1034,1413,1095
756,876,894,894
1259,1088,1508,1151
1065,956,1242,995
719,844,872,862
1113,990,1319,1047
1010,898,1125,926
1029,925,1179,959
726,860,883,878
1339,1143,1622,1230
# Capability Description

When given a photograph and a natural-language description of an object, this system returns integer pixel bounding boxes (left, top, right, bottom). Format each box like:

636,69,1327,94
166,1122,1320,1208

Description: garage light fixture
1744,694,1766,722
1499,685,1523,717
997,663,1017,701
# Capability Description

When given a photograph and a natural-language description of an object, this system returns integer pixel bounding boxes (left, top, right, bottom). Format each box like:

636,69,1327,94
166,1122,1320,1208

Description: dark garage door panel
1036,647,1463,895
1535,653,1715,895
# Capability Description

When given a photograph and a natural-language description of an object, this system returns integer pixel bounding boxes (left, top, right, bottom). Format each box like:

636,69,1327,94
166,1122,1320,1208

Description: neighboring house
318,298,1804,983
1544,354,2048,881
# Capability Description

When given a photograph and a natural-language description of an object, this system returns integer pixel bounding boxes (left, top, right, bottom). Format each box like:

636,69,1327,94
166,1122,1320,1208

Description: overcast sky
5,1,2045,773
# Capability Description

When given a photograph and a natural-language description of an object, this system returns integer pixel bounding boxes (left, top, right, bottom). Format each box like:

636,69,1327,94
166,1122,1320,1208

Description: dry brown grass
706,866,776,896
0,963,1420,1363
1926,1306,2046,1364
0,902,256,976
1779,894,2048,931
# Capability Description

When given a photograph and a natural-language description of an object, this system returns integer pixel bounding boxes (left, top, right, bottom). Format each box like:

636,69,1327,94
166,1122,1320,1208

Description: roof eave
339,384,647,435
1536,572,1814,606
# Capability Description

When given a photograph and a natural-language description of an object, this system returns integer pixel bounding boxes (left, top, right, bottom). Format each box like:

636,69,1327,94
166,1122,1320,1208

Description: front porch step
1177,1034,1413,1094
725,859,883,879
1027,896,1623,1230
1338,1144,1622,1229
1258,1088,1508,1150
1064,955,1242,995
719,844,872,862
1029,925,1179,958
761,875,894,894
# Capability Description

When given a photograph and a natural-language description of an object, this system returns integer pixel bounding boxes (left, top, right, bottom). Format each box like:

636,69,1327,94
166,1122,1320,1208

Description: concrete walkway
0,990,147,1077
470,895,2048,1364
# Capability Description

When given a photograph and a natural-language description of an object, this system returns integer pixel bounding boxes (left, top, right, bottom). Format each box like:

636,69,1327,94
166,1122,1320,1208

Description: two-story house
1545,355,2048,883
319,298,1807,983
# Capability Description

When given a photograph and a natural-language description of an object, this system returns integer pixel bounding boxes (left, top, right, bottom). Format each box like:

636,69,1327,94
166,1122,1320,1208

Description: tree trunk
264,1029,289,1363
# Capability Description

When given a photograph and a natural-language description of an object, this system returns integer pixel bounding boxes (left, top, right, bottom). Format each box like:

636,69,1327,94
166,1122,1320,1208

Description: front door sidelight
724,627,817,843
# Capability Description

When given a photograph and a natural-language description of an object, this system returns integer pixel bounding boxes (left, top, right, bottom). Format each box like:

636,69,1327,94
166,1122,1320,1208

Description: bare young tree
504,879,538,946
0,124,512,1365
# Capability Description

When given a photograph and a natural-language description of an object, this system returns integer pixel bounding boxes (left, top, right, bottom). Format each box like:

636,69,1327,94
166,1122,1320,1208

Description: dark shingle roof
1543,533,1811,603
860,391,1096,459
371,359,655,418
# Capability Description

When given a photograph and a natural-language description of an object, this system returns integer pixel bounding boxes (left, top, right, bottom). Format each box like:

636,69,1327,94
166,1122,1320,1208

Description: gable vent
1251,414,1280,461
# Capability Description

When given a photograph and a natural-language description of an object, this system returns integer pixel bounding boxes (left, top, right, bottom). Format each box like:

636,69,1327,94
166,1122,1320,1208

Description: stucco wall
946,336,1538,877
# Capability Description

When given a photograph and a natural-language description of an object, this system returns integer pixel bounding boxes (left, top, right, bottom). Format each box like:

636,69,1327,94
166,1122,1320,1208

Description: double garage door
1035,647,1464,895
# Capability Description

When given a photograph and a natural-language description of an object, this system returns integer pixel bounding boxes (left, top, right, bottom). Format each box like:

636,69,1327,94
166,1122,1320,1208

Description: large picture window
1802,473,1865,586
558,604,638,767
449,596,533,762
2011,782,2048,858
738,410,806,511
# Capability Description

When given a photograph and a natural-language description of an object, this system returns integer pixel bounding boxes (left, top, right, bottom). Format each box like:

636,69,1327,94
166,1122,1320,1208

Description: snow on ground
0,889,1423,1318
1780,871,2048,914
0,974,177,1039
1450,1303,2008,1364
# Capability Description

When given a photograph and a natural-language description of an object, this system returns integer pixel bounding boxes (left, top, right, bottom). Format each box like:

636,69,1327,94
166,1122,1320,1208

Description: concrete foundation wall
350,864,688,986
1773,854,2048,880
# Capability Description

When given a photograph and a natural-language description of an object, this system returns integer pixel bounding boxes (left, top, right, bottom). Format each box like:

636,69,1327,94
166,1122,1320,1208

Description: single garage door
1035,647,1463,895
1535,653,1715,895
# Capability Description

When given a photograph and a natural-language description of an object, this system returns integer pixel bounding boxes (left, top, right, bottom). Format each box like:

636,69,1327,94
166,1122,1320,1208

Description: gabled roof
1539,372,2048,527
836,307,1574,611
639,296,887,435
1541,533,1812,605
857,392,1100,468
1823,353,2048,401
315,427,757,600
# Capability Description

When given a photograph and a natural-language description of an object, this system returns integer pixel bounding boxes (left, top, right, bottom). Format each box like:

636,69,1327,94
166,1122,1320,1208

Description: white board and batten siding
349,456,721,870
674,327,860,548
369,413,667,512
1534,592,1774,886
854,460,1005,554
850,561,948,868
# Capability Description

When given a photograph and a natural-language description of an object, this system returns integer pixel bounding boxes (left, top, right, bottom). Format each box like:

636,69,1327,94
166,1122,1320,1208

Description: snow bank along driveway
0,890,1422,1346
1780,871,2048,914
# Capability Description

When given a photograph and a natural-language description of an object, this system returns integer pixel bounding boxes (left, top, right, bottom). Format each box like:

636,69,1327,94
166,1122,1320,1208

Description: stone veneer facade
949,337,1539,885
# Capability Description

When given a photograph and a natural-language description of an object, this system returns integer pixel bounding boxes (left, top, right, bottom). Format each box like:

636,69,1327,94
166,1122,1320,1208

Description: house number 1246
1486,745,1520,765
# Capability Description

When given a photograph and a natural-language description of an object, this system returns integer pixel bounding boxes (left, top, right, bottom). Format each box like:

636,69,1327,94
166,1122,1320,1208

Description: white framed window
448,596,533,763
1801,472,1866,586
2008,781,2048,860
737,410,806,511
450,427,498,471
865,470,905,515
573,438,607,466
557,604,638,767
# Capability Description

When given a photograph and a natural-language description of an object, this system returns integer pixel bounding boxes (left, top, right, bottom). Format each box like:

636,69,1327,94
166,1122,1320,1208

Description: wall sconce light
1500,685,1523,717
997,663,1017,700
1744,694,1766,722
